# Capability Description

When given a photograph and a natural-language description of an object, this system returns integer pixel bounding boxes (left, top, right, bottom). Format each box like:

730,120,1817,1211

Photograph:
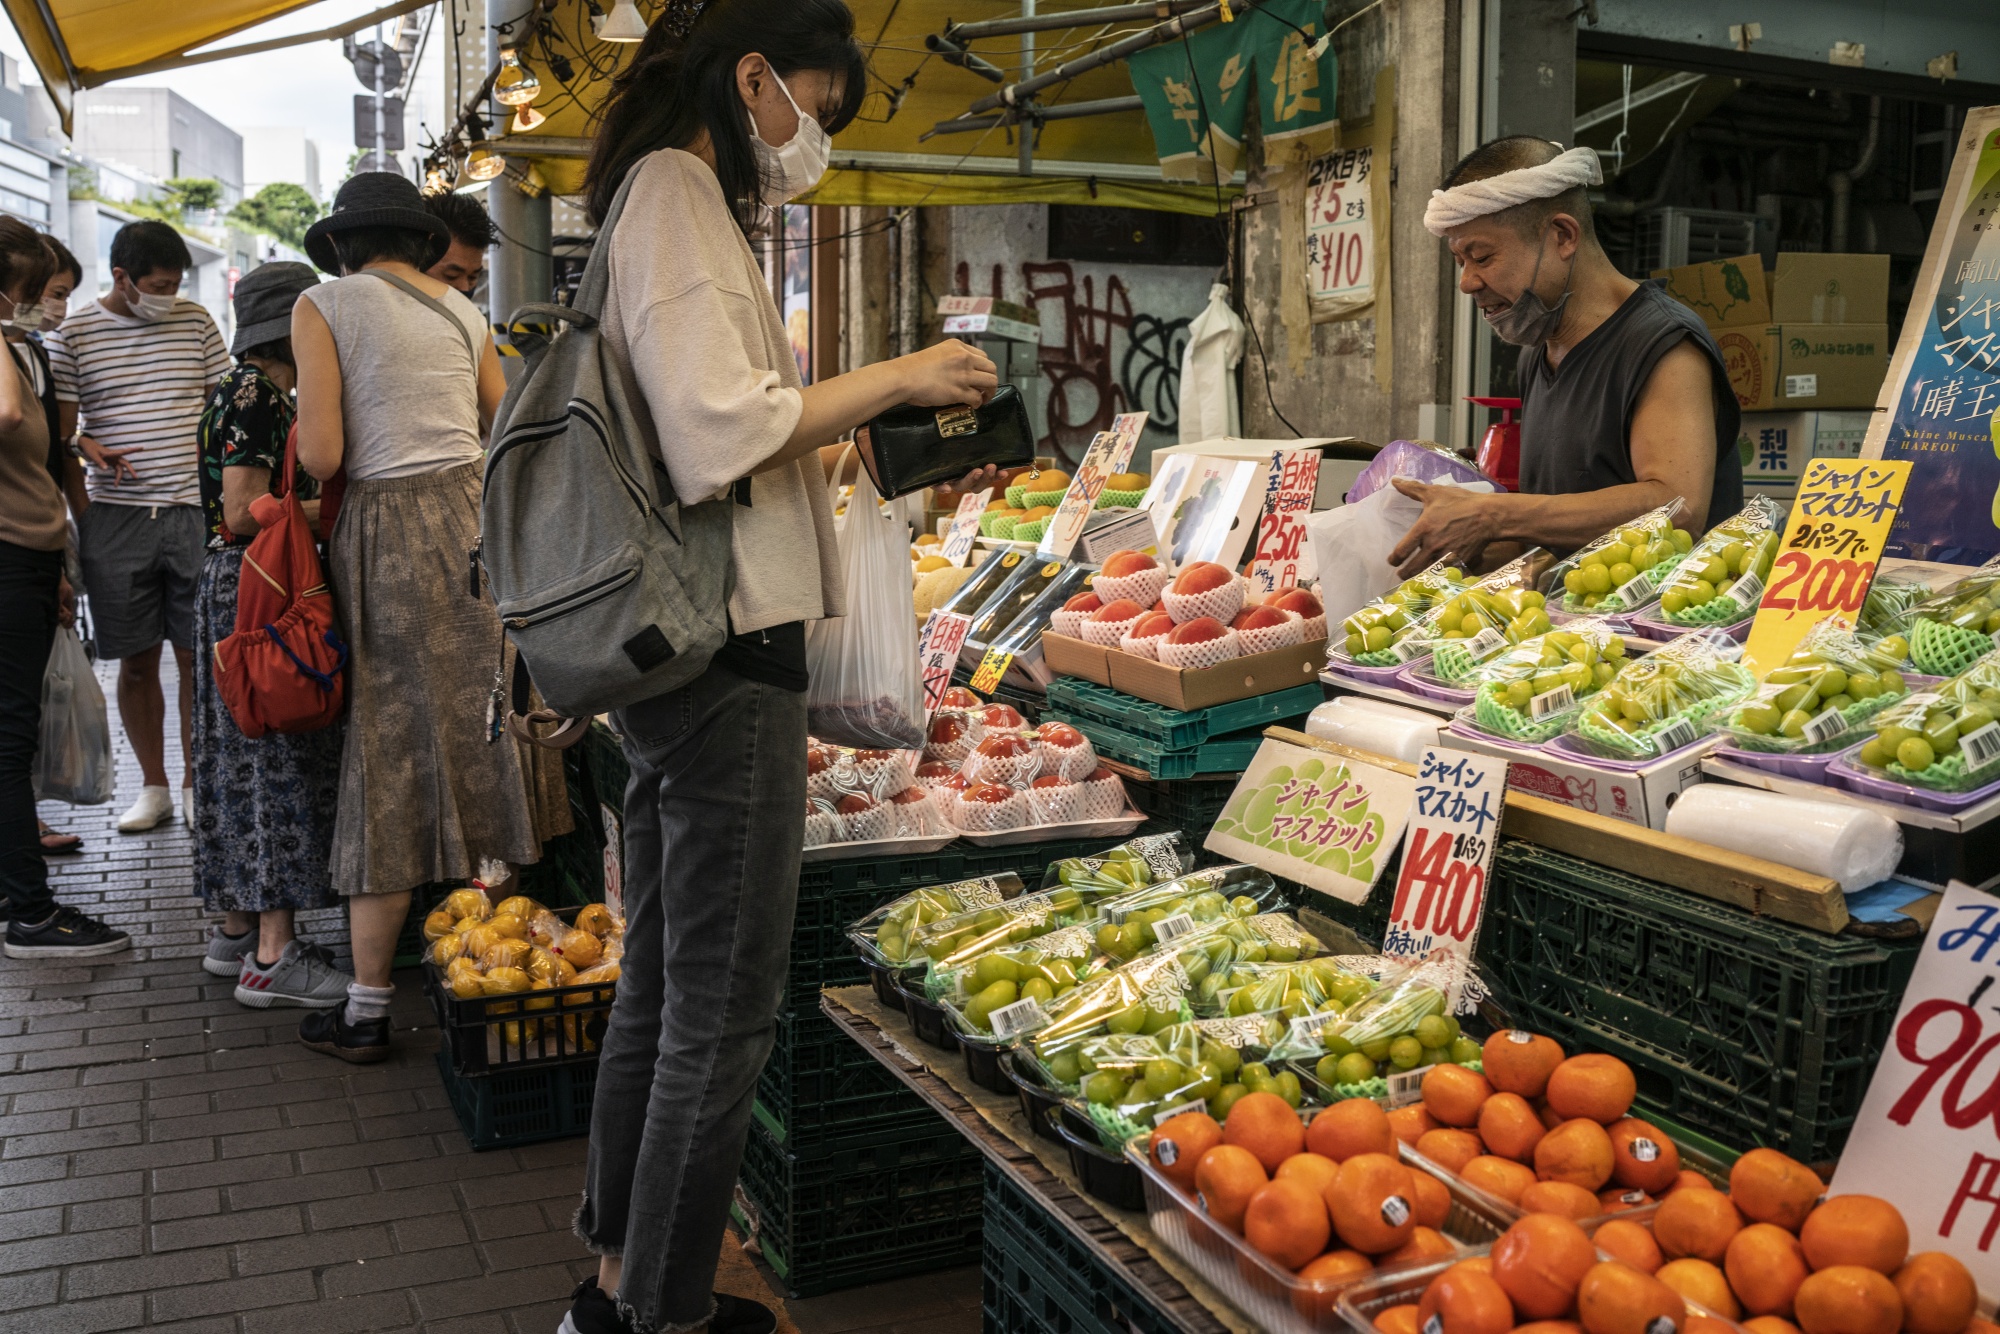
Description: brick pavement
6,658,978,1333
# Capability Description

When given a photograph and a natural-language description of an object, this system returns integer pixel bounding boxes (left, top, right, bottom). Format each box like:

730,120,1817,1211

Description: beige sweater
601,148,845,634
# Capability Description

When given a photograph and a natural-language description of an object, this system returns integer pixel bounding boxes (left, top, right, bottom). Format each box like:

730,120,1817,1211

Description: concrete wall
241,126,321,201
72,88,243,205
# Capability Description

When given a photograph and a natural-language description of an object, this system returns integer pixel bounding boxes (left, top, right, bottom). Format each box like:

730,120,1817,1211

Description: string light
493,47,543,105
466,146,506,180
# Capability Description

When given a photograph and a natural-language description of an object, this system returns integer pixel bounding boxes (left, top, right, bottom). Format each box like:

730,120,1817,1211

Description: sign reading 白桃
1205,737,1416,903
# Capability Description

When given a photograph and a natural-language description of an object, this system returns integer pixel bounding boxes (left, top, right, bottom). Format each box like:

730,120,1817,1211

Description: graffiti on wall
957,259,1191,469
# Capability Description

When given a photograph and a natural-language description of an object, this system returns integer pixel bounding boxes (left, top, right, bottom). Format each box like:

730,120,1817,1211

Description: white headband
1423,146,1604,236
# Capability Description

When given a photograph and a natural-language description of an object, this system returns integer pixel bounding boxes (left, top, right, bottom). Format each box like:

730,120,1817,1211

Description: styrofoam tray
950,809,1147,847
800,832,958,863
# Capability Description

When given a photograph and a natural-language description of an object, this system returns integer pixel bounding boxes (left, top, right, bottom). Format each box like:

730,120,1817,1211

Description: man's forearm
1495,481,1683,552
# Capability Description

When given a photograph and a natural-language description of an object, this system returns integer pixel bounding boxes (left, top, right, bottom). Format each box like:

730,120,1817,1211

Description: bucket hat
302,172,451,275
229,261,319,354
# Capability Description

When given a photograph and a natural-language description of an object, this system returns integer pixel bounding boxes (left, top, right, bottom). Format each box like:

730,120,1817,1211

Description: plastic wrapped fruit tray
1709,739,1841,784
951,808,1147,847
1826,747,2000,813
1325,653,1426,688
1396,660,1476,706
1123,1132,1508,1334
801,832,956,864
1630,607,1754,643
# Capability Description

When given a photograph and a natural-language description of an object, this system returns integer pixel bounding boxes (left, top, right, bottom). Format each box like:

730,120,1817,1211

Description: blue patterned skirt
190,546,344,913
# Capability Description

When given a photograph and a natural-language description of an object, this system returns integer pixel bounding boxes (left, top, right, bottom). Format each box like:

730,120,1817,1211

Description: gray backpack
481,169,733,717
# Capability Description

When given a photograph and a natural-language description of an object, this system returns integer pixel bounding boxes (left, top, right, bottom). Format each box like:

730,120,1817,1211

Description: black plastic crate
733,1122,985,1298
982,1162,1178,1334
753,1009,943,1151
433,1045,596,1150
1124,777,1239,838
1480,841,1920,1161
424,906,617,1075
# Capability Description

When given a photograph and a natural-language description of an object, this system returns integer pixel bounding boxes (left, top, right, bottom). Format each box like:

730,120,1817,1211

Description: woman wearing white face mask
563,3,995,1333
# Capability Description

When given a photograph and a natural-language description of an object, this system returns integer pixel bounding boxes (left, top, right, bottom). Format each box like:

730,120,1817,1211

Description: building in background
241,126,321,201
70,87,243,205
0,56,65,236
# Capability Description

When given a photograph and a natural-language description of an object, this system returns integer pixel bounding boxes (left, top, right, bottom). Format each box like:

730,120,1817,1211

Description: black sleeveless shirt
1517,281,1742,534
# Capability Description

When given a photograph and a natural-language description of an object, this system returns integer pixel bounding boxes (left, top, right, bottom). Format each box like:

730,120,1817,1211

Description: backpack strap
361,270,481,373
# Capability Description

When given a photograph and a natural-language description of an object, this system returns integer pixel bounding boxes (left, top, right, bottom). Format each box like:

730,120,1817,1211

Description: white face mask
4,300,41,333
39,296,65,332
747,69,830,207
128,288,177,322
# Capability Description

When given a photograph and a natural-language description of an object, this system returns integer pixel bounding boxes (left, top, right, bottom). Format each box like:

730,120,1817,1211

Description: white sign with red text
940,488,992,567
1828,881,2000,1293
916,611,972,722
1039,412,1147,560
1383,747,1503,1012
1249,448,1321,594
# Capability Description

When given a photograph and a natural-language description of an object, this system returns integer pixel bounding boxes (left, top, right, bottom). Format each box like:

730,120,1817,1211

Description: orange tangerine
1892,1252,1978,1334
1328,1152,1419,1255
1150,1112,1222,1192
1193,1144,1267,1233
1244,1177,1332,1270
1546,1054,1637,1124
1411,1167,1453,1229
1224,1091,1307,1174
1462,1155,1538,1206
1418,1128,1485,1175
1484,1029,1567,1098
1607,1118,1680,1194
1275,1151,1342,1199
1518,1324,1585,1334
1598,1188,1654,1214
1725,1223,1808,1318
1310,1098,1396,1162
1656,1259,1741,1320
1744,1320,1803,1334
1376,1304,1422,1334
1792,1265,1902,1334
1653,1184,1743,1262
1418,1265,1517,1334
1799,1196,1907,1275
1424,1064,1496,1128
1687,1318,1737,1334
1729,1148,1824,1232
1668,1170,1715,1194
1480,1092,1549,1163
1390,1104,1441,1147
1519,1180,1602,1220
1492,1212,1599,1319
1535,1118,1616,1191
1386,1225,1457,1264
1536,1098,1568,1132
1594,1219,1664,1274
1293,1249,1376,1323
1578,1260,1689,1334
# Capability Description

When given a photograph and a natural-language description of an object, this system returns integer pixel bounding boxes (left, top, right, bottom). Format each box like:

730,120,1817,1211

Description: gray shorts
77,501,205,660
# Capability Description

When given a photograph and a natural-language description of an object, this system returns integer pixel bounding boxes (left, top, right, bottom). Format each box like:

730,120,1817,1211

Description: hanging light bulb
493,47,542,106
423,164,451,195
595,0,649,43
465,146,506,181
510,103,546,134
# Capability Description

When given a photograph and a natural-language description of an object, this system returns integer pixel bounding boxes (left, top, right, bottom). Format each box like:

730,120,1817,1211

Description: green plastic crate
1045,677,1324,748
982,1163,1179,1334
1054,715,1267,780
1481,841,1920,1161
433,1045,596,1150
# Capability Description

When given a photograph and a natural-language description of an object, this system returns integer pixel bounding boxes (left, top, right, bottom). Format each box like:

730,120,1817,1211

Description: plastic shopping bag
804,465,926,749
35,624,112,805
1306,475,1495,627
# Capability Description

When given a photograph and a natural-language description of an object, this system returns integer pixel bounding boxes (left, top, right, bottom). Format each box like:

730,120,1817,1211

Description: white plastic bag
35,624,112,805
1179,283,1243,445
1306,474,1496,625
805,464,925,749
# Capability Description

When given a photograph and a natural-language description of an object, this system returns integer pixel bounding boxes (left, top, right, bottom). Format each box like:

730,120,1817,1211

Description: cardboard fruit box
1040,632,1326,710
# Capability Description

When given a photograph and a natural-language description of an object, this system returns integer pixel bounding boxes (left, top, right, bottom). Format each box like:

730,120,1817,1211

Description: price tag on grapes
1743,460,1912,676
1383,746,1502,1013
939,489,991,567
1828,881,2000,1293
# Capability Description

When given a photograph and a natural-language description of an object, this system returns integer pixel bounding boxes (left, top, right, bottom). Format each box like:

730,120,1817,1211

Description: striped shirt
47,298,231,508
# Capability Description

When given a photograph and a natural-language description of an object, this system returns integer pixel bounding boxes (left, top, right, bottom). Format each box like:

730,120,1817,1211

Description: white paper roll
1300,699,1442,764
1663,786,1903,893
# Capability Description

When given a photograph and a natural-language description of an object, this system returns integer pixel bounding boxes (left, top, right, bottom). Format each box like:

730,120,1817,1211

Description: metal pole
372,21,386,172
925,94,1145,138
486,0,550,332
946,0,1208,40
1017,0,1034,175
965,0,1248,114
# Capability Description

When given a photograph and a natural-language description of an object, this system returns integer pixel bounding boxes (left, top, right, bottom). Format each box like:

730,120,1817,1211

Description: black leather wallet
853,385,1035,499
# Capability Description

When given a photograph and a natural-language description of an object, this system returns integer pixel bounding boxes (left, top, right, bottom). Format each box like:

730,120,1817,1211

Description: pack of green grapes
1567,629,1756,759
1644,494,1783,631
1546,500,1694,616
1459,617,1631,744
1718,621,1916,755
1903,560,2000,677
1263,955,1486,1102
1846,652,2000,792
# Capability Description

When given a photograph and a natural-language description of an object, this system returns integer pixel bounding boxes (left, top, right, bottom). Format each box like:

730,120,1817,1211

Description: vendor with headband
1389,137,1742,576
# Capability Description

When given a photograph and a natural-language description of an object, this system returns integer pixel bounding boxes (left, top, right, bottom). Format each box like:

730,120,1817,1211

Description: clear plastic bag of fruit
1413,552,1553,683
940,921,1105,1044
1088,864,1286,963
1567,628,1756,758
1654,495,1783,625
1038,831,1196,896
1200,955,1377,1019
909,882,1094,976
1548,500,1694,615
1905,559,2000,676
1858,572,1929,641
1272,957,1487,1097
847,872,1028,969
1464,617,1629,743
1066,1012,1296,1148
1853,653,2000,790
1025,921,1247,1064
1335,560,1465,667
1720,620,1915,754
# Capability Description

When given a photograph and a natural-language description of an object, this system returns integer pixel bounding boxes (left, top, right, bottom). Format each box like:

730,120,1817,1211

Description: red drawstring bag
213,424,348,737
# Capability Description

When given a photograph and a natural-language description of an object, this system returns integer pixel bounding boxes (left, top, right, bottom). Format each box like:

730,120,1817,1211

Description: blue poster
1878,120,2000,565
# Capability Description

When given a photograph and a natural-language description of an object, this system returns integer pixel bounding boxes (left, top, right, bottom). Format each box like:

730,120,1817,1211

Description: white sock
343,982,395,1026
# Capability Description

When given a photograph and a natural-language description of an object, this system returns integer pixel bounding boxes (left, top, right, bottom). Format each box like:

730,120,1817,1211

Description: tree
228,183,324,250
164,177,222,213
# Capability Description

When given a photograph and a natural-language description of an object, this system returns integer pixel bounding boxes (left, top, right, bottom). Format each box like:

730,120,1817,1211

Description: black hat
230,261,319,355
302,172,451,276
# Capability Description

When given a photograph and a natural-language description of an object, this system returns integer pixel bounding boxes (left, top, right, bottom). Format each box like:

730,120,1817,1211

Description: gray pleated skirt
326,463,569,897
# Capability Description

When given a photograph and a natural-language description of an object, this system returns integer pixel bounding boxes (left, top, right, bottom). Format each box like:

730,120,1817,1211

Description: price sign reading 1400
1743,459,1913,676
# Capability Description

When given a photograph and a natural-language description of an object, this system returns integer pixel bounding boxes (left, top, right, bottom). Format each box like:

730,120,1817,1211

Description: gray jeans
575,662,807,1333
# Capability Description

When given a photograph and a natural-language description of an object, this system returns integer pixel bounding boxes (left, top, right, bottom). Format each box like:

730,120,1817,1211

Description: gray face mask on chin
1484,228,1576,347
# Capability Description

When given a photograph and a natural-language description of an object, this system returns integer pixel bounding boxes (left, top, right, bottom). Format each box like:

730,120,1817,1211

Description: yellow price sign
968,646,1015,696
1742,458,1913,676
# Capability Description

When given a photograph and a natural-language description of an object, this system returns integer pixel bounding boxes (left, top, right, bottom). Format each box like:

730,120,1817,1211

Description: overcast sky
0,0,445,179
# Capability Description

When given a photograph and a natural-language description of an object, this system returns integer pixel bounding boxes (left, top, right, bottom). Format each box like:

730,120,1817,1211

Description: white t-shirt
47,297,230,508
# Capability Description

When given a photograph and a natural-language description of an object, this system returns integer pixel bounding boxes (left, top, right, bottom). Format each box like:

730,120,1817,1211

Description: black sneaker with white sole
4,905,131,959
297,1007,391,1063
554,1282,774,1334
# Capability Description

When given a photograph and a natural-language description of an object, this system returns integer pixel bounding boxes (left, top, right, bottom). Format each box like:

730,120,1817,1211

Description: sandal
38,822,83,855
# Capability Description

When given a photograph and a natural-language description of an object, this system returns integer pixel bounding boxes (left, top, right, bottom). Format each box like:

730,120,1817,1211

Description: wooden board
1262,726,1851,934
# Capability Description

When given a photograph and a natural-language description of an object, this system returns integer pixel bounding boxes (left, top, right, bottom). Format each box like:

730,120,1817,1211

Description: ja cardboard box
1770,253,1889,325
1653,253,1771,328
1735,410,1872,482
1446,728,1715,830
1714,324,1889,412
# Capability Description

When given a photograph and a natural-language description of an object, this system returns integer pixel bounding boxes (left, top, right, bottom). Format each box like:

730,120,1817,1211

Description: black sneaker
708,1293,776,1334
557,1279,627,1334
3,905,131,959
297,1006,391,1064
